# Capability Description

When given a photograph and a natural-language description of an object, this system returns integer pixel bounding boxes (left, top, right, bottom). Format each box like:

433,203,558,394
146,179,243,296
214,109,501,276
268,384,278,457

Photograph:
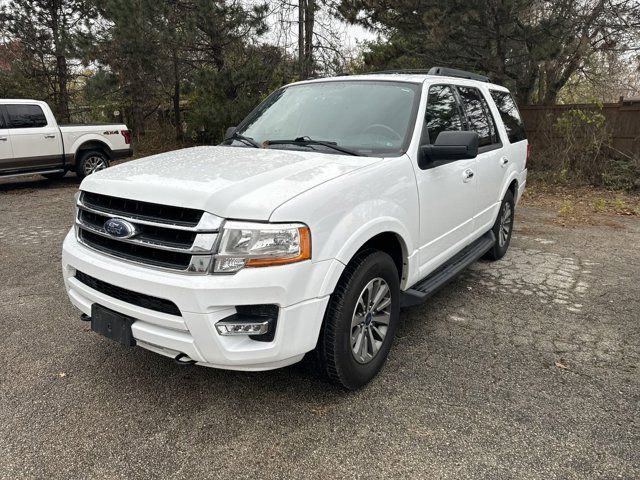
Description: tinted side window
424,85,464,143
490,90,526,143
5,104,48,128
457,86,498,147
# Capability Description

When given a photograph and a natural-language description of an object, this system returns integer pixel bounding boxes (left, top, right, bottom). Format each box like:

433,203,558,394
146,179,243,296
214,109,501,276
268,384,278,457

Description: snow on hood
80,146,380,220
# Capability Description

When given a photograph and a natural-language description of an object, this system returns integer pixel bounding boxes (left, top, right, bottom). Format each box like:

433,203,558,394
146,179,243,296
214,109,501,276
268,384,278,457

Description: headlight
213,221,311,273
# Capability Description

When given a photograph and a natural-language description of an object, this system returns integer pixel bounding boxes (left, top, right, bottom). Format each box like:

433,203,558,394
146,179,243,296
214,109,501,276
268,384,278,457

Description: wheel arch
499,173,519,203
319,220,415,297
75,139,113,159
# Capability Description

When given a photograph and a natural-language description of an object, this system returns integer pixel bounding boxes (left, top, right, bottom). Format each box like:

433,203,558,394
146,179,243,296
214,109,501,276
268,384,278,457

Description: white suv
62,67,528,389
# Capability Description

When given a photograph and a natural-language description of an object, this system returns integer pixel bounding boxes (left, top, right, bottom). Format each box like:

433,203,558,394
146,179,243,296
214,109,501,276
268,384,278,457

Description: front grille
75,271,181,316
76,192,221,273
79,209,196,249
79,229,193,270
82,191,203,227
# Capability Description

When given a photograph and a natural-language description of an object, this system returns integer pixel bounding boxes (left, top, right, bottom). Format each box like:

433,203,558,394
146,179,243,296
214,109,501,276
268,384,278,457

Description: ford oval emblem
103,218,138,239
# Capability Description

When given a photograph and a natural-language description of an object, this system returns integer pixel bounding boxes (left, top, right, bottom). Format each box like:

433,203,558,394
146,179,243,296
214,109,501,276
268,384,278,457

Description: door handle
0,137,7,141
463,169,475,182
44,134,56,139
500,157,509,166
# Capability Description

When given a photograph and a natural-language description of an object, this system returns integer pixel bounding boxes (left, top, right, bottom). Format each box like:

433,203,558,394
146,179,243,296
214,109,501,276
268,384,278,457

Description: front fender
270,155,421,295
315,211,415,297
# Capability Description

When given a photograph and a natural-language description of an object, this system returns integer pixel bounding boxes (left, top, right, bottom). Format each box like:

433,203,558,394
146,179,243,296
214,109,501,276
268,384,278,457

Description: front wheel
484,189,515,261
76,150,109,180
315,250,400,390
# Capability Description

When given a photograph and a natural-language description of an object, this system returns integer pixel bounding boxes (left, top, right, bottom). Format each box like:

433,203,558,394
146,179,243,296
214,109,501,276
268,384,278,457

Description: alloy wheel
498,202,513,247
350,277,392,364
83,155,107,175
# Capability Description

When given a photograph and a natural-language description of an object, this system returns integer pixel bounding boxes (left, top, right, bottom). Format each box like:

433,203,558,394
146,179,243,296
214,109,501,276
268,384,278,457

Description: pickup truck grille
75,192,222,273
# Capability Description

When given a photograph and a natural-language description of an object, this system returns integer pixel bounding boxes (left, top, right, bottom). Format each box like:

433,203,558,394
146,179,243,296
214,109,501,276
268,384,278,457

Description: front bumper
62,230,336,370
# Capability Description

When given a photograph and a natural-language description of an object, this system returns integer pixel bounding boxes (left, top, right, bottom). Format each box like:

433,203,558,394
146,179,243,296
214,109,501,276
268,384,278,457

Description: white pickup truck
0,99,132,180
62,67,528,389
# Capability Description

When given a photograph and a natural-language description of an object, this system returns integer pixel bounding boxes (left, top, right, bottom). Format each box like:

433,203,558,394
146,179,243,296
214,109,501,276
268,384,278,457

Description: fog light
215,319,270,336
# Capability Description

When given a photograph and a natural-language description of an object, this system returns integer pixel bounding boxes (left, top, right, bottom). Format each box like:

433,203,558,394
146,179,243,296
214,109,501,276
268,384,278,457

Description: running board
400,231,496,308
0,168,64,179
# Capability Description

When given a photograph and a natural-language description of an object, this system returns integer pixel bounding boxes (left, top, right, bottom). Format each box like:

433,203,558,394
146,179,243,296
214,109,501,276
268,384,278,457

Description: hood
80,146,380,220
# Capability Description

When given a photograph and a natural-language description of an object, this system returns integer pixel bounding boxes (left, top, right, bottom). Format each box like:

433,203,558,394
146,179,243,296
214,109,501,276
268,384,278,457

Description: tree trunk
298,0,305,78
172,49,183,142
304,0,315,78
56,54,70,122
50,2,70,122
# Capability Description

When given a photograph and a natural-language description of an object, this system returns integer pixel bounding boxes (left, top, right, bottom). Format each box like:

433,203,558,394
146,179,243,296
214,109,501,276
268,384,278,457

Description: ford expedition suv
62,67,528,389
0,99,132,180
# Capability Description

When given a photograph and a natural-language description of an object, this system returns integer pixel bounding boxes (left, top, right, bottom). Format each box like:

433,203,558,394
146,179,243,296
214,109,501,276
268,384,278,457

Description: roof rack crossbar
361,67,490,82
427,67,490,82
365,69,432,75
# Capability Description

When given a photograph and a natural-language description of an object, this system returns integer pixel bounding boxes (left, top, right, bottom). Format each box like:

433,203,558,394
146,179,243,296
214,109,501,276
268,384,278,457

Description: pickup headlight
213,221,311,273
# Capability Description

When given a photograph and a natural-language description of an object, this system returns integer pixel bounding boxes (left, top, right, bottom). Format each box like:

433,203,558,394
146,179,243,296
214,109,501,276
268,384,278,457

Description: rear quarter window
5,104,48,128
489,91,526,143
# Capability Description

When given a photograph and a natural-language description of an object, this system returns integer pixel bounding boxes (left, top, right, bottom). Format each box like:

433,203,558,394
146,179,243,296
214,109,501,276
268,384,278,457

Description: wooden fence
520,99,640,159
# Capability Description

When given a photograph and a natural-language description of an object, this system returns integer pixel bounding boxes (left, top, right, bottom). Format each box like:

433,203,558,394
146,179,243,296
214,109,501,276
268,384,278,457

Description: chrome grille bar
75,192,222,274
77,198,222,232
75,217,218,254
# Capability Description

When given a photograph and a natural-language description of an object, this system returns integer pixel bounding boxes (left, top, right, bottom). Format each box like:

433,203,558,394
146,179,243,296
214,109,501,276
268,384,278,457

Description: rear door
415,84,478,275
4,103,63,170
489,89,528,175
455,85,505,232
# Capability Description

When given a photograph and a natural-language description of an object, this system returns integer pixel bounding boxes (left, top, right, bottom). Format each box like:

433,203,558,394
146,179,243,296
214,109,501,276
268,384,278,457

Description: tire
315,249,400,390
76,150,109,180
41,170,67,180
484,189,515,261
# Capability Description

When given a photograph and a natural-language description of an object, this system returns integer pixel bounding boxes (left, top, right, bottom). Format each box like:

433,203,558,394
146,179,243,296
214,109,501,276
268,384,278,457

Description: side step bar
400,231,496,308
0,168,65,179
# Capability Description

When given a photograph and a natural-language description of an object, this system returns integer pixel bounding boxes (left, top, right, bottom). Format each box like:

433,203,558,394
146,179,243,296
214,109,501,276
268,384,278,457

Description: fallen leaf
554,361,569,370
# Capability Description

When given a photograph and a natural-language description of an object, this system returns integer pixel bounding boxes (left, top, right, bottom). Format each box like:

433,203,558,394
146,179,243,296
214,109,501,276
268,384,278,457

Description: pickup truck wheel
76,150,109,179
484,189,515,261
315,250,400,390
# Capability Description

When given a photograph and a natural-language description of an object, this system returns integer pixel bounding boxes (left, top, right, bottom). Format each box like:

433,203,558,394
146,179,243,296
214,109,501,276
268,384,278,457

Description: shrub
528,106,639,191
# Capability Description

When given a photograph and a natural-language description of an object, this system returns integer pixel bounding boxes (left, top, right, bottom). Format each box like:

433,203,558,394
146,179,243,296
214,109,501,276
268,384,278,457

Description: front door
415,84,478,277
3,103,62,169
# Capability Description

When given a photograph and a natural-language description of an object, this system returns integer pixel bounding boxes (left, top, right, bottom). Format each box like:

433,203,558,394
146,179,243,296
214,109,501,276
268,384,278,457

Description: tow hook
80,314,91,322
174,353,197,366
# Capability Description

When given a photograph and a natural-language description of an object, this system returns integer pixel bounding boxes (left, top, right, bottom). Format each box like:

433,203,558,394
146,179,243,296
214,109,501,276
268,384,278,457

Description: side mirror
224,126,237,140
418,131,479,169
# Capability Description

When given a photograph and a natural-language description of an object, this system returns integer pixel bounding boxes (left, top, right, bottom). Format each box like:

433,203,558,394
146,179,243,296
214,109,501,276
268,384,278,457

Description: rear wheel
315,250,400,390
76,150,109,179
484,189,515,261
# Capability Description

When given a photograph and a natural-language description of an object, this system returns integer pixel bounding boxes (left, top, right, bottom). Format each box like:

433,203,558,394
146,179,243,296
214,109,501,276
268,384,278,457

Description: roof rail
427,67,490,83
365,69,432,75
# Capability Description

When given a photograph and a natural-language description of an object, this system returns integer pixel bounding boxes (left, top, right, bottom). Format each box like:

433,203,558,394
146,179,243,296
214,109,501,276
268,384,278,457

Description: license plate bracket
91,304,136,347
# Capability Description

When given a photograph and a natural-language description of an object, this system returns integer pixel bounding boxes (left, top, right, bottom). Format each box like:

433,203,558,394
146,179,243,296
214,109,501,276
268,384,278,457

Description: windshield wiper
225,133,261,148
265,136,363,156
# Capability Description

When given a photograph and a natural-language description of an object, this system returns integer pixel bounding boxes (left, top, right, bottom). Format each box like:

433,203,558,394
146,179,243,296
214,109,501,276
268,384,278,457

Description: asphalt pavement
0,174,638,479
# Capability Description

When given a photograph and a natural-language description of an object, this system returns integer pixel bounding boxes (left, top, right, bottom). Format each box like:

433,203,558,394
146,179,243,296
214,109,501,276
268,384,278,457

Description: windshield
233,80,421,157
